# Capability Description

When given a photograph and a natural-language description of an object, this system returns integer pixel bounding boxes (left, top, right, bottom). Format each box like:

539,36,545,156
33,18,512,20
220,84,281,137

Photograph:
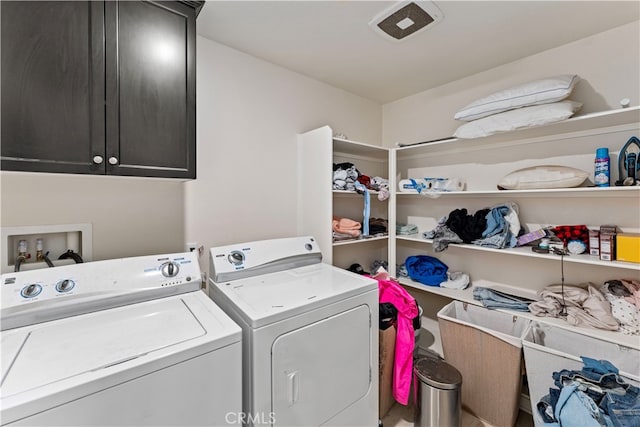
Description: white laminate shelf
333,189,382,196
396,186,640,198
333,137,388,161
395,106,640,156
332,235,388,247
399,277,640,350
396,235,640,271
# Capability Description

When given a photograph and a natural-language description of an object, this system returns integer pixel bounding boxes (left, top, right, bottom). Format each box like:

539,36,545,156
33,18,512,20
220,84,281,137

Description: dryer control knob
56,279,76,293
21,283,43,299
161,261,180,278
228,251,245,265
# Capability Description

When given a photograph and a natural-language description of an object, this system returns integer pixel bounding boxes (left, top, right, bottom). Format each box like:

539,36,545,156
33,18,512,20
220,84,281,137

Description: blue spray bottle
594,147,610,187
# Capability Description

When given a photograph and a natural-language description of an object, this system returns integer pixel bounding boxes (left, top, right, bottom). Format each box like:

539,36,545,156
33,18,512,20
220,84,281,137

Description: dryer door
271,304,371,426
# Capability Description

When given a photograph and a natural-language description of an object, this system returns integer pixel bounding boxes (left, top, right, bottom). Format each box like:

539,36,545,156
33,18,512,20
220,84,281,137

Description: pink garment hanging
373,272,418,405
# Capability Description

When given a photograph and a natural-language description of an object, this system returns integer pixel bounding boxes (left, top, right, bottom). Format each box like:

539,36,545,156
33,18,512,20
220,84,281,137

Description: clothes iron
615,136,640,186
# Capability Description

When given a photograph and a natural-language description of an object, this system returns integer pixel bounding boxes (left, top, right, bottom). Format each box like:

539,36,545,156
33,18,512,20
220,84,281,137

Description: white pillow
454,74,579,122
498,165,589,190
453,101,582,139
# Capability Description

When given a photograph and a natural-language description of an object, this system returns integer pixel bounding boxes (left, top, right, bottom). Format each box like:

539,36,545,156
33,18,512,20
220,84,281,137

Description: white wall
185,36,381,272
0,172,185,261
383,21,640,147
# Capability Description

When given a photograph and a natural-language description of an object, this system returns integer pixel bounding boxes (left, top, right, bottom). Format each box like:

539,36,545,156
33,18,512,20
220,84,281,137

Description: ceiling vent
369,1,443,42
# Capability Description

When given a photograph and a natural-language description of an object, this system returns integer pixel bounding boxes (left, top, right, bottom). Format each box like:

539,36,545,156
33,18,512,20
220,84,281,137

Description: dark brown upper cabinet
1,1,197,179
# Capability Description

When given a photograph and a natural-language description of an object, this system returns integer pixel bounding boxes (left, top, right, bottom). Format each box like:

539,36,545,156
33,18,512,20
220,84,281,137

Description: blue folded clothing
472,287,532,311
404,255,448,286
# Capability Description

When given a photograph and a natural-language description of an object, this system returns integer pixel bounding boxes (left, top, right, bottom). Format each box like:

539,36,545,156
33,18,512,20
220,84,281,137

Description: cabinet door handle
108,157,119,165
92,155,104,164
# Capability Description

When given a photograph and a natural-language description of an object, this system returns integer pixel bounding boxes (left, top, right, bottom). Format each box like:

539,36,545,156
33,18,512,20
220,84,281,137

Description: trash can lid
414,357,462,390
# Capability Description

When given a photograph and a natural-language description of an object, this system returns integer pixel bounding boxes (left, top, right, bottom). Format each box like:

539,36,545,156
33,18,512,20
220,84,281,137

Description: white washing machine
1,252,242,426
208,236,378,427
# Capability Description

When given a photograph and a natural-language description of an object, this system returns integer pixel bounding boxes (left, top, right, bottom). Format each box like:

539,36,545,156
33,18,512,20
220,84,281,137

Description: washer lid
1,294,224,398
211,263,377,328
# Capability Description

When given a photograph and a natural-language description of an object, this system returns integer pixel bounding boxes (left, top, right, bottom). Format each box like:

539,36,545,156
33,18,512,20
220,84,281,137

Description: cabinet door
1,1,106,174
105,1,196,179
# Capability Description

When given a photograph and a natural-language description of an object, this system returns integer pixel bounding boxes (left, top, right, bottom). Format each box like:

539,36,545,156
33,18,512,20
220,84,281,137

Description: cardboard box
599,225,617,261
600,233,616,261
589,229,600,256
379,325,396,418
617,233,640,263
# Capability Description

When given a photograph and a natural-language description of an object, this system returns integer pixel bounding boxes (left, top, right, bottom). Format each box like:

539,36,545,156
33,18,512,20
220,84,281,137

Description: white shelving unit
396,235,640,270
298,110,640,351
400,277,640,350
298,126,391,270
332,235,389,247
396,185,640,198
393,107,640,350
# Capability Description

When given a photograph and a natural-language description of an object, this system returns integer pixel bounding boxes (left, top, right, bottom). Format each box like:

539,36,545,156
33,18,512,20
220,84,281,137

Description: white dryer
1,252,241,426
208,236,378,427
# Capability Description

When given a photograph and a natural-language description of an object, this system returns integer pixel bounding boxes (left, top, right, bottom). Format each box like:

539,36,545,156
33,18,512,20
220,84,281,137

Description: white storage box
523,322,640,426
437,301,531,427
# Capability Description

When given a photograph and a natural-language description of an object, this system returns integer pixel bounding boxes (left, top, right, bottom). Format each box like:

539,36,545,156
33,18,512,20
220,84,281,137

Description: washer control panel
1,252,201,330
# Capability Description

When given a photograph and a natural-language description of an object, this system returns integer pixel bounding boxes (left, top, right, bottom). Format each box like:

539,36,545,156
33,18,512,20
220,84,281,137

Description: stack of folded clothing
453,74,582,139
333,162,360,191
396,223,418,235
369,218,388,235
472,287,532,311
332,216,361,241
333,163,390,200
